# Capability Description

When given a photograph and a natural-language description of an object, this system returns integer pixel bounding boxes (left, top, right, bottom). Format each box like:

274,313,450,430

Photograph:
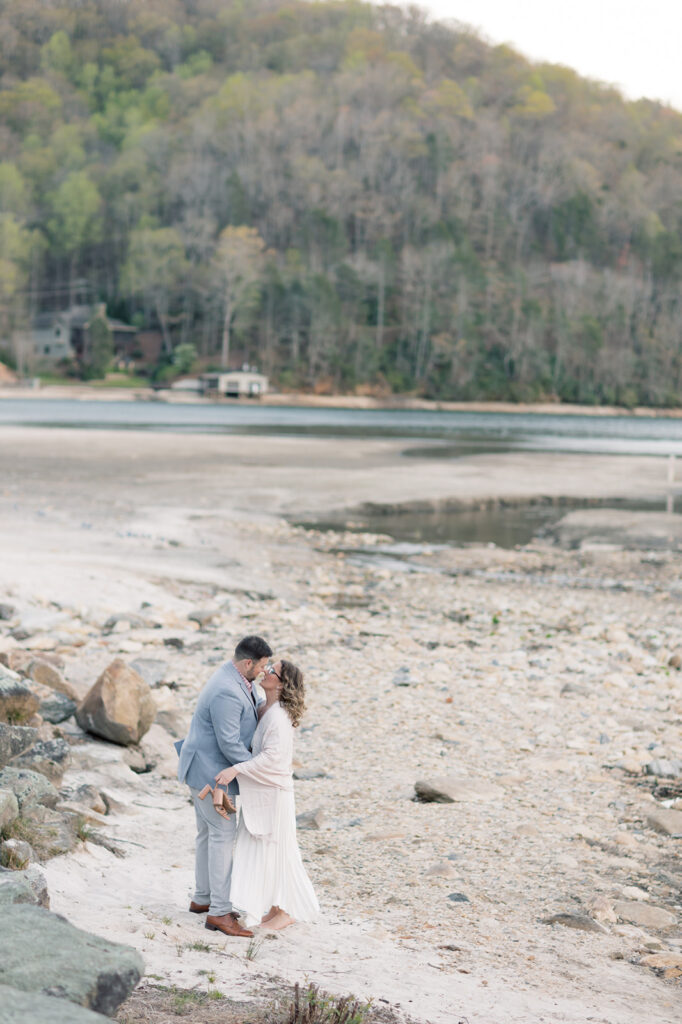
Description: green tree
122,226,188,354
48,171,101,304
213,226,267,369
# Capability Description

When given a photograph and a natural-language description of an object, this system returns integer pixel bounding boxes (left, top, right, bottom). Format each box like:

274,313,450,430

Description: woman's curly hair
278,660,306,727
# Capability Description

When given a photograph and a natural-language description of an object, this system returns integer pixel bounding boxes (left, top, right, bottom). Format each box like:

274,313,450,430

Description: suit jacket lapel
226,661,257,716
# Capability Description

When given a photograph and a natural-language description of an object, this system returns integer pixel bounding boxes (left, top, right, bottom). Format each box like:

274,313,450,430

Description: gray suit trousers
190,786,237,916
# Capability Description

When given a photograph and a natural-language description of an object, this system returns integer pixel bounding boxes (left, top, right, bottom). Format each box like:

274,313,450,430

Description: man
176,634,272,937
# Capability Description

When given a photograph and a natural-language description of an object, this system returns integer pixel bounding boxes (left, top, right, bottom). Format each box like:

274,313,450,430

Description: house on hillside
11,305,139,370
199,369,268,398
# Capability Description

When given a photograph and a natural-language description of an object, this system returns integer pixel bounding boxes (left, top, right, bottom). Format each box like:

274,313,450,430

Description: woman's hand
214,766,238,787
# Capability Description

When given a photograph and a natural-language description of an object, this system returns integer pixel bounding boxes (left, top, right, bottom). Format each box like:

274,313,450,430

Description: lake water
2,397,679,547
2,398,682,456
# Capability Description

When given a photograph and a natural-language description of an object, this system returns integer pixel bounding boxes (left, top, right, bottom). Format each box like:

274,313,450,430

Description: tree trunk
221,300,232,369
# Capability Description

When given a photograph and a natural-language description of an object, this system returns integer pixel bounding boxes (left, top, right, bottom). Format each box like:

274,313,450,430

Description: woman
213,660,319,930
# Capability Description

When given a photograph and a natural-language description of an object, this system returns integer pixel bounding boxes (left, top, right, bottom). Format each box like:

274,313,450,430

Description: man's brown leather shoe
189,901,209,914
205,913,253,937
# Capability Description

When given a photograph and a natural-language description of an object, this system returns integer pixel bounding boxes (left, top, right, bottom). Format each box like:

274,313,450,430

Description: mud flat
0,426,681,1024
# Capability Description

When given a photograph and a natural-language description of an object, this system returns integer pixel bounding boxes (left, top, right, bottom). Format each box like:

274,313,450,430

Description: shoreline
2,383,682,417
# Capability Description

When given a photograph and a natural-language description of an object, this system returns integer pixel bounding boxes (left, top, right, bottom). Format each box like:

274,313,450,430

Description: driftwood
198,783,236,819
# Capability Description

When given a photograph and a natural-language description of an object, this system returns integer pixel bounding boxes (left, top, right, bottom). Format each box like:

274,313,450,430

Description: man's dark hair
234,635,272,662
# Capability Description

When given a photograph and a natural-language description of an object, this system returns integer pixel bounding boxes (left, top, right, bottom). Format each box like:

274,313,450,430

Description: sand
1,424,681,1024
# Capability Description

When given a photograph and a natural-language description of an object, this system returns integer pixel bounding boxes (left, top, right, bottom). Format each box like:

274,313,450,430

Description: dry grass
115,983,416,1024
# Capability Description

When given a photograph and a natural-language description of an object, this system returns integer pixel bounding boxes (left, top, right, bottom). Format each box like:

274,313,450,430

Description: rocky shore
0,426,681,1023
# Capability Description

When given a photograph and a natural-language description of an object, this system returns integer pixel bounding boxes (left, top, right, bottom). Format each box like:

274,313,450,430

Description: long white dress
229,702,319,928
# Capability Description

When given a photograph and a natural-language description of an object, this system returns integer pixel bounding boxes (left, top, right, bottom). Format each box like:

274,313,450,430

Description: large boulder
0,724,38,768
76,659,156,746
0,984,106,1023
0,768,59,811
0,904,143,1014
0,667,39,725
12,739,71,785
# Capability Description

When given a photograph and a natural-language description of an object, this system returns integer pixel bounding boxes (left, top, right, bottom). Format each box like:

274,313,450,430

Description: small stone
646,808,682,836
188,609,216,627
103,612,155,632
27,660,78,700
0,650,34,675
129,658,168,688
415,777,503,803
613,901,677,929
424,861,458,879
297,808,325,830
31,685,77,725
586,897,618,923
74,785,107,815
645,758,682,779
0,603,15,620
668,650,682,669
560,682,590,697
447,892,470,903
163,637,184,649
392,666,414,687
542,913,608,933
293,768,328,780
640,952,682,969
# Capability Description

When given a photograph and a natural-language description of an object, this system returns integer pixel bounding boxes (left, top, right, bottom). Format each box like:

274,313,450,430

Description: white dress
229,702,319,927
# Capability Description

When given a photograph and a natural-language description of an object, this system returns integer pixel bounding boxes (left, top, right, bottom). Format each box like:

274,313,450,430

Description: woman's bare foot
260,906,278,924
263,910,294,930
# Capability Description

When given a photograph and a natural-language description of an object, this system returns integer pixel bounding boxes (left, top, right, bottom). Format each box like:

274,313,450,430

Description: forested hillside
1,0,682,403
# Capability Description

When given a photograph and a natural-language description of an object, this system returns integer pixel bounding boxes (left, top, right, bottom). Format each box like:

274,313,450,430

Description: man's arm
209,690,252,764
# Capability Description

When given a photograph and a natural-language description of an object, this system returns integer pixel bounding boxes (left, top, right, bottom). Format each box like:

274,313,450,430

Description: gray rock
668,650,682,669
293,768,328,780
0,724,39,768
0,865,49,908
0,904,143,1014
0,789,19,829
0,768,59,811
154,707,186,737
103,612,156,632
27,661,77,701
0,651,34,675
296,807,325,830
613,900,677,929
34,688,77,725
0,602,16,620
0,869,39,907
646,808,682,836
543,913,608,933
129,658,168,688
14,804,77,859
0,839,32,869
12,739,71,785
415,777,504,803
187,609,216,627
0,668,39,725
560,682,590,697
392,666,414,687
645,759,682,779
447,892,470,903
0,984,106,1023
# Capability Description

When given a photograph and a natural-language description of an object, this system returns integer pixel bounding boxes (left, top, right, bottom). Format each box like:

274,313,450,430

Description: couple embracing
176,635,319,936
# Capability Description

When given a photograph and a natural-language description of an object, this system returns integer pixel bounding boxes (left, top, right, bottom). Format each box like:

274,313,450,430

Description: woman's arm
215,711,292,787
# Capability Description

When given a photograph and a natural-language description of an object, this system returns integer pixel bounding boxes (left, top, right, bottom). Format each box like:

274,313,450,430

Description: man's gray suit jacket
176,661,259,796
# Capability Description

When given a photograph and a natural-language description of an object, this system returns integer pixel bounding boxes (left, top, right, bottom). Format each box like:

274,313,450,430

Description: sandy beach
1,424,681,1023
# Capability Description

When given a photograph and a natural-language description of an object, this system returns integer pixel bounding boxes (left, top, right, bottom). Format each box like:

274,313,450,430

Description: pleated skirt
230,789,319,928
